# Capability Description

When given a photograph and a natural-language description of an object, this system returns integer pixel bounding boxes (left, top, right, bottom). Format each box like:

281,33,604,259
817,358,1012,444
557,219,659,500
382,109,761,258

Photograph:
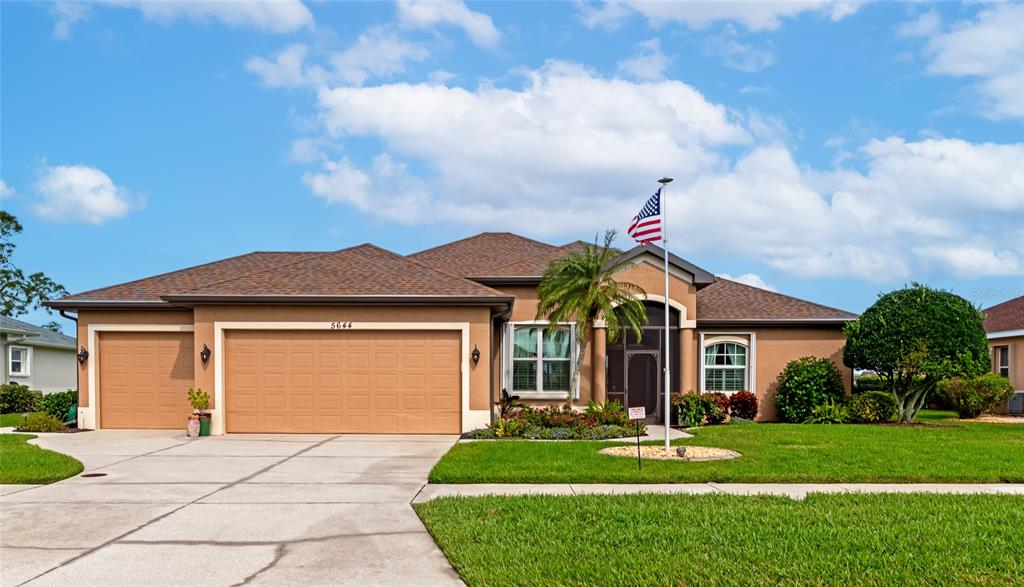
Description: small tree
536,230,647,398
843,284,989,422
1,212,68,317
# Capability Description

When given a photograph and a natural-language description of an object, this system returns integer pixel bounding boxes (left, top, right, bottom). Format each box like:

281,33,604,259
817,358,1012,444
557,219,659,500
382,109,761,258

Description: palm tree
536,229,648,401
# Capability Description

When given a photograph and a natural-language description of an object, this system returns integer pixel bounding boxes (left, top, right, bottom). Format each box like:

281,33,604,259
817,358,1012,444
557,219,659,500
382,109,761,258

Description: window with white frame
995,346,1010,378
8,346,29,376
703,342,747,392
511,325,572,394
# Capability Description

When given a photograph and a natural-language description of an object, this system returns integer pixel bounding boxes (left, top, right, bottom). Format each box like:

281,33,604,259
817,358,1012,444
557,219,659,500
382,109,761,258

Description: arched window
703,342,747,392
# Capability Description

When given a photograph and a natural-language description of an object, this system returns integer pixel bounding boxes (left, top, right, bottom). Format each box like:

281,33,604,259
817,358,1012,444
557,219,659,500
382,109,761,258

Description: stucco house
46,233,854,434
983,296,1024,415
1,316,77,393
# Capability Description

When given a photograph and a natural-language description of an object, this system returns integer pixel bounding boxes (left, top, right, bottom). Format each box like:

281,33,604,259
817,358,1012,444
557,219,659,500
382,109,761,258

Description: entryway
606,301,681,423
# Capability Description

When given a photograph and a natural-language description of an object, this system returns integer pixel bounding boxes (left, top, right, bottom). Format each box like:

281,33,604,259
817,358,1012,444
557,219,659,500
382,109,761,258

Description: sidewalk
414,482,1024,502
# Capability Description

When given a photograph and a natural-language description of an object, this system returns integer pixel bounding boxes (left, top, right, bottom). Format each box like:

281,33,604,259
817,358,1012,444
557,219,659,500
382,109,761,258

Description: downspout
59,310,78,325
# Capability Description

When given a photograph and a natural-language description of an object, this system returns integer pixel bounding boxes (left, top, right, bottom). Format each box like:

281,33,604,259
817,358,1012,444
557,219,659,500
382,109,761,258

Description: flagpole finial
658,177,673,184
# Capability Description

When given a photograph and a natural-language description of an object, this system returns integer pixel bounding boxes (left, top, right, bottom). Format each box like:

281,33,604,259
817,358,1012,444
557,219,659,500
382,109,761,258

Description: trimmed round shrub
0,384,40,414
774,356,846,423
938,374,1015,419
848,391,897,423
704,392,730,424
15,412,64,433
729,391,758,420
38,390,77,420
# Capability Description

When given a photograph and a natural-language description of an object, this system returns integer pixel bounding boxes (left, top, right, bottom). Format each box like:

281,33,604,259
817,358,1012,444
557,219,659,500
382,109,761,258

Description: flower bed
465,401,645,440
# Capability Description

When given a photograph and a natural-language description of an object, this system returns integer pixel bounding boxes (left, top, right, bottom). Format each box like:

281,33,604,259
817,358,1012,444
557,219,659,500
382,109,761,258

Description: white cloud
246,44,310,88
246,30,430,89
739,85,772,95
719,273,776,292
0,179,13,199
288,60,1021,282
34,164,137,224
895,10,940,39
703,29,775,72
616,38,670,81
397,0,500,48
53,0,312,38
51,1,91,40
330,29,430,86
579,0,867,32
913,3,1024,119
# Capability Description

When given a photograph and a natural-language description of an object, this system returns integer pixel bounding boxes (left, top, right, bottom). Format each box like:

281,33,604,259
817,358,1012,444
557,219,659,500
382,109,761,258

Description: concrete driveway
0,431,462,587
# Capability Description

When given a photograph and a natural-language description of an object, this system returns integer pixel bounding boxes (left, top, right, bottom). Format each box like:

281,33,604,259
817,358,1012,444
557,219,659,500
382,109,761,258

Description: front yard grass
416,493,1024,586
0,434,83,484
430,411,1023,483
0,412,38,428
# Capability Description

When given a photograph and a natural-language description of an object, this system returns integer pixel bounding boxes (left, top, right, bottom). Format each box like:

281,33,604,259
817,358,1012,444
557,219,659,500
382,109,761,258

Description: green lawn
416,493,1024,586
0,412,38,428
0,434,84,484
430,411,1023,483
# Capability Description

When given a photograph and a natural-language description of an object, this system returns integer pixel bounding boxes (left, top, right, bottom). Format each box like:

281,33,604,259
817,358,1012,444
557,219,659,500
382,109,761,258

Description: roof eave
44,300,180,310
697,317,855,327
987,328,1024,340
159,294,515,307
469,276,542,285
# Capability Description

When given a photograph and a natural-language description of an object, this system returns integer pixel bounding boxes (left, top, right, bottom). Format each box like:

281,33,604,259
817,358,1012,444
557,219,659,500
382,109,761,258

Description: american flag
627,188,662,244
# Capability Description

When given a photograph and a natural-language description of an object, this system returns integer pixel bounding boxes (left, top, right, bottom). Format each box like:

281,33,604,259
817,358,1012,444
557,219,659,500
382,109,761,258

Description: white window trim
8,345,30,377
994,344,1011,378
698,332,756,395
505,321,579,400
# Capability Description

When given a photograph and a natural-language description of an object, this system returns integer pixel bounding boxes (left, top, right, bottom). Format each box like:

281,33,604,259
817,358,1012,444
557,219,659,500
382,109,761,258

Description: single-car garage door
99,331,195,429
225,330,461,434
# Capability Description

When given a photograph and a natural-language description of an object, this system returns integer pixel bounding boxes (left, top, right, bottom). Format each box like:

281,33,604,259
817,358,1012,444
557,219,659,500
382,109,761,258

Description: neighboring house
46,233,854,433
983,296,1024,415
0,316,77,393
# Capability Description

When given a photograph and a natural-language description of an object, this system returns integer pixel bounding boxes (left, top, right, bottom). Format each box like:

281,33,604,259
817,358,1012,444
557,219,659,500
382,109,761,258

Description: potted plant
187,388,211,437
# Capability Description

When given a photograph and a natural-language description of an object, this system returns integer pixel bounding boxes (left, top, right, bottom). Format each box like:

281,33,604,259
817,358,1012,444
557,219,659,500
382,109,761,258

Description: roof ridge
358,243,510,297
715,277,856,317
174,250,338,295
409,232,555,258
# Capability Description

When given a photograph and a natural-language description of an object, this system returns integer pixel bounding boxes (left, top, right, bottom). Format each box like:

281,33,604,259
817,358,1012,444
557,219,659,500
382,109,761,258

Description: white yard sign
628,406,646,420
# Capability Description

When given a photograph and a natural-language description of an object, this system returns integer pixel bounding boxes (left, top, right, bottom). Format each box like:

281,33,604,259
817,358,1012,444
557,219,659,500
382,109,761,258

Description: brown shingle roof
54,252,324,303
697,278,857,322
489,242,591,278
984,296,1024,333
409,232,557,277
168,244,506,299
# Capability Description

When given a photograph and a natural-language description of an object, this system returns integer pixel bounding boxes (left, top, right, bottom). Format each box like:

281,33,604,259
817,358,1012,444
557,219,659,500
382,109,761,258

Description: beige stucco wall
76,306,492,418
988,335,1023,415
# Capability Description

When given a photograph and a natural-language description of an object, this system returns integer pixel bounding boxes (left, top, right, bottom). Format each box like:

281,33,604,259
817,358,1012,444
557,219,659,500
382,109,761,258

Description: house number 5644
331,322,353,329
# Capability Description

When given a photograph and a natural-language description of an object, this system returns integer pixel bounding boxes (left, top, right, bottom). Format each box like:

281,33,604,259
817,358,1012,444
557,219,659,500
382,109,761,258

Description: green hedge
774,357,846,423
0,384,40,414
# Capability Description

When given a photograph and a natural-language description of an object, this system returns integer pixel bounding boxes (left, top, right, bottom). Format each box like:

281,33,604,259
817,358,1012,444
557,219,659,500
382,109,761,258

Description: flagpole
658,177,673,452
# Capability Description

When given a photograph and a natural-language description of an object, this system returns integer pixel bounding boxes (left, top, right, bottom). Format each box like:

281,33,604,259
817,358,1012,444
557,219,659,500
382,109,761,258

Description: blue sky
2,1,1022,333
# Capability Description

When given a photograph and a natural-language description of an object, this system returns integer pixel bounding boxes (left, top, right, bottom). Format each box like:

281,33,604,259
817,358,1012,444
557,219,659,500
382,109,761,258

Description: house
983,296,1024,415
1,316,77,393
45,233,855,434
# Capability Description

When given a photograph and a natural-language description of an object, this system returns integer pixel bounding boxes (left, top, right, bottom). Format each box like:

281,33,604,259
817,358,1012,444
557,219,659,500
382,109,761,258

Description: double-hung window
995,346,1010,378
511,325,572,395
8,346,29,377
703,342,747,392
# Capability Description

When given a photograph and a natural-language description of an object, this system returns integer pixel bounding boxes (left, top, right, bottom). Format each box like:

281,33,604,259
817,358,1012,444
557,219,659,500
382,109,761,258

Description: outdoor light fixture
77,347,89,365
200,344,212,365
471,344,481,364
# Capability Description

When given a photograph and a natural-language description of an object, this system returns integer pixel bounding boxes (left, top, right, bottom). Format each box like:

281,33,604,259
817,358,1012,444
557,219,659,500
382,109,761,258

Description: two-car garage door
224,330,461,434
97,329,461,434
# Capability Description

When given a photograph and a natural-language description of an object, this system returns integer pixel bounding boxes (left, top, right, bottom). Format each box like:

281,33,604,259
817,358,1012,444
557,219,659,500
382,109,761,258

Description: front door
626,352,659,420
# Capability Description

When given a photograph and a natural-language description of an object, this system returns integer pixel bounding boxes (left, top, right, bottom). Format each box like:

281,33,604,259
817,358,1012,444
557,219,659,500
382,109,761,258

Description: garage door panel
99,331,194,429
225,330,460,434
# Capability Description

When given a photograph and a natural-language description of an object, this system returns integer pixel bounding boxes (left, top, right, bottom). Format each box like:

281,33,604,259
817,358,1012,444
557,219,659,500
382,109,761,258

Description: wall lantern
200,344,212,365
77,347,89,365
471,344,481,364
